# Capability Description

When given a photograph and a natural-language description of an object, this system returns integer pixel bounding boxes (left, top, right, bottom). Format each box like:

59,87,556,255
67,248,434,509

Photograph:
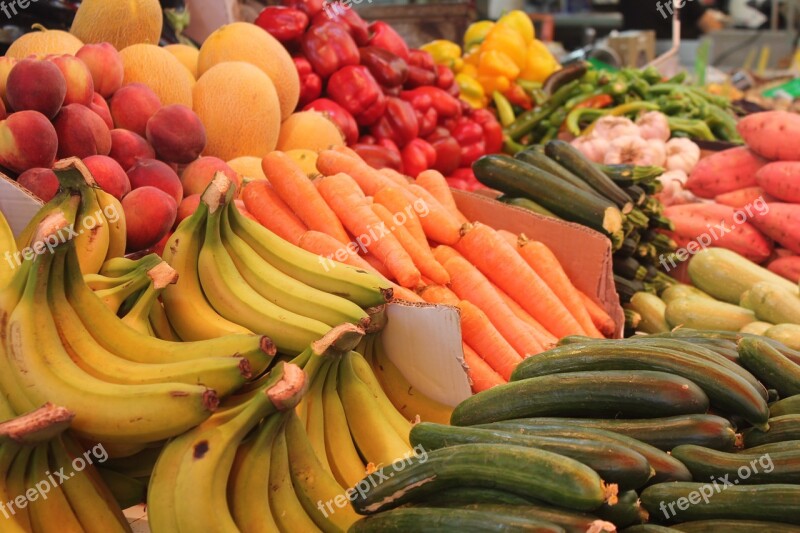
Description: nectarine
83,155,131,200
17,167,59,202
53,104,112,159
109,129,156,171
123,186,177,252
89,92,113,129
127,158,183,204
110,82,161,137
180,156,240,197
47,55,94,106
0,110,58,173
145,104,206,164
6,59,66,119
76,42,124,98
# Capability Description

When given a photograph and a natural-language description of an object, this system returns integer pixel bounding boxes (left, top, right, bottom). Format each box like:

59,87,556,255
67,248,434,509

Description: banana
220,205,370,329
285,410,360,532
27,444,84,533
322,358,367,489
86,254,163,291
96,467,148,509
0,209,17,290
148,299,182,341
72,183,110,276
99,256,150,277
5,445,32,531
0,444,28,533
300,359,333,475
103,445,162,479
120,262,178,335
94,188,126,262
161,200,255,341
15,190,73,252
197,180,330,354
92,268,152,314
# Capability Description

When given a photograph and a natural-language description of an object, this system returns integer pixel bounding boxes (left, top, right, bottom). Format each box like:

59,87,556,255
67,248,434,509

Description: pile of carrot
242,147,616,392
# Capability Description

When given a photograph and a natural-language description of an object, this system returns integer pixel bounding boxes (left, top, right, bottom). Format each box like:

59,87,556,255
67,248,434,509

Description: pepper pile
255,1,503,190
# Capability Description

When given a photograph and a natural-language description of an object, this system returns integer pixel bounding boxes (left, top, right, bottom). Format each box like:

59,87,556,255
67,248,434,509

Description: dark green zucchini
450,371,710,427
594,490,646,528
515,148,599,195
738,337,800,398
620,526,675,532
771,395,800,417
421,488,532,507
501,197,559,218
671,444,800,484
742,415,800,448
739,440,800,455
671,520,800,532
410,422,653,491
599,164,665,186
421,503,611,533
348,508,566,532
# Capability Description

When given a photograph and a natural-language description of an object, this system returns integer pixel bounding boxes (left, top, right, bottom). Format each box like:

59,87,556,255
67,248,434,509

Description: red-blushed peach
17,167,59,202
108,129,156,171
122,186,177,252
180,156,241,197
127,158,183,204
89,92,113,129
175,193,201,227
0,56,17,106
83,154,130,200
46,55,94,106
153,230,173,257
76,43,124,98
52,104,112,159
0,110,58,173
6,59,66,119
0,99,6,121
145,104,206,164
109,83,161,137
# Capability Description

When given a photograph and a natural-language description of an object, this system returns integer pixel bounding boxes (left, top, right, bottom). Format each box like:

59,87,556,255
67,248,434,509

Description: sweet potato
749,203,800,254
664,203,773,263
738,110,800,161
768,255,800,283
714,186,772,208
686,146,767,198
756,161,800,203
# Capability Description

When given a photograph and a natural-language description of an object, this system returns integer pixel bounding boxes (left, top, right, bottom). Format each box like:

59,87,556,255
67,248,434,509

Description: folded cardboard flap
0,173,44,237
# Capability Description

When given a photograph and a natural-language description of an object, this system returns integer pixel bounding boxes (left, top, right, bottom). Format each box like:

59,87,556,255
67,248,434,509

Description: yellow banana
99,256,146,277
5,445,32,531
322,358,367,489
95,188,126,262
92,267,151,313
103,445,162,479
15,190,73,252
119,262,177,335
269,420,321,533
0,444,28,533
72,184,110,275
85,254,162,291
27,444,84,533
0,209,17,290
299,359,333,475
96,467,148,509
0,258,37,415
148,299,182,341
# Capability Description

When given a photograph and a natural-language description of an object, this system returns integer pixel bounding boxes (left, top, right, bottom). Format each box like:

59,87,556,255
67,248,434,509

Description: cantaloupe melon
0,57,16,105
277,111,345,152
164,44,200,80
120,44,194,107
285,149,320,178
227,156,268,182
193,62,281,161
70,0,162,51
197,22,299,120
6,27,84,58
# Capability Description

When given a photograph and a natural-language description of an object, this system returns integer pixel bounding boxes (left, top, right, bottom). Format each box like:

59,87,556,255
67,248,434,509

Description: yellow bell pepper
463,50,481,68
496,10,535,44
481,25,527,70
478,49,520,80
420,40,464,72
519,39,560,82
455,73,486,108
460,63,479,78
477,74,511,95
464,20,494,50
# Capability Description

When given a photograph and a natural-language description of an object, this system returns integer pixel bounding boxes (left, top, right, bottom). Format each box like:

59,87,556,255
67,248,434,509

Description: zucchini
664,298,756,332
615,256,648,281
422,503,614,533
595,490,645,528
422,488,532,507
509,343,769,429
739,321,774,336
348,508,566,532
660,285,714,304
620,526,674,532
478,421,692,484
771,396,800,417
473,155,623,236
765,324,800,351
738,337,800,397
451,370,710,426
501,197,559,218
640,483,800,524
742,415,800,448
749,282,800,325
671,520,800,532
628,292,669,334
515,148,598,196
351,443,615,514
410,422,653,491
545,140,633,210
671,444,800,484
739,440,800,455
599,164,665,186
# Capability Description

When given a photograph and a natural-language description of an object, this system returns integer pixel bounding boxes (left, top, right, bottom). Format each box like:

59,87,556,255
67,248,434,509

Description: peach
176,193,201,227
145,104,206,164
180,156,241,197
76,43,124,98
153,230,173,257
110,83,161,137
47,55,94,107
89,92,113,129
17,167,59,202
127,158,183,204
83,155,131,201
53,104,112,159
6,59,66,119
122,186,177,252
0,99,6,121
0,57,17,106
0,110,58,173
109,129,155,171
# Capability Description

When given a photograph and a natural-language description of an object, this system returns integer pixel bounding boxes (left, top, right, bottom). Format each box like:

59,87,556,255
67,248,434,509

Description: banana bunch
15,158,126,276
161,172,392,351
0,209,16,290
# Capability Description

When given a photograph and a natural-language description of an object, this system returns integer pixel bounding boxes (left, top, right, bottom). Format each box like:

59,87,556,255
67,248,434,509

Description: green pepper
641,66,664,84
667,116,716,141
505,79,581,139
666,71,687,84
565,107,606,136
705,105,743,143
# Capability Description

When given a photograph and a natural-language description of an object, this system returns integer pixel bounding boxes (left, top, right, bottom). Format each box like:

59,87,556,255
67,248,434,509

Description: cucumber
628,292,669,334
594,490,645,528
423,503,614,533
660,285,715,304
451,371,710,427
473,155,623,236
739,321,774,336
640,483,800,524
742,415,800,448
738,337,800,397
422,488,532,506
351,443,614,514
478,421,692,484
765,324,800,351
771,396,800,417
688,248,798,304
749,282,800,325
671,444,800,484
515,148,598,196
671,520,800,532
410,422,653,491
739,440,800,454
738,289,756,311
348,508,566,532
664,298,756,332
510,343,769,429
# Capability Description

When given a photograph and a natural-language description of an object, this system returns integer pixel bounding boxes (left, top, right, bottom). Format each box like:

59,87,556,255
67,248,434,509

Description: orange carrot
297,230,380,275
490,281,558,348
373,186,428,248
371,203,450,285
241,180,308,245
378,168,411,188
362,252,393,280
431,245,463,266
317,173,421,288
579,291,616,338
261,151,350,244
441,255,544,357
390,283,424,302
462,344,506,391
418,284,459,305
316,149,396,196
455,223,585,338
406,184,463,245
331,145,361,159
416,169,468,224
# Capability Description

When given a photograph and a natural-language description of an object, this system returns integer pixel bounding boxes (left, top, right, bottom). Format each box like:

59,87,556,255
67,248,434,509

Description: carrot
441,255,544,357
371,203,450,285
331,145,362,159
316,149,396,196
361,252,393,280
241,180,307,245
578,290,616,338
261,151,350,244
373,186,428,248
489,281,558,348
455,223,585,338
416,169,468,224
297,230,380,275
418,284,459,305
406,184,463,245
462,344,506,392
390,283,424,302
378,168,411,188
431,245,464,265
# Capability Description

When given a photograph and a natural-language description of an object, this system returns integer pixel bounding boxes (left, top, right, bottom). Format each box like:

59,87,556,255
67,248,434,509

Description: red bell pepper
404,67,436,89
351,143,404,172
417,107,437,137
281,0,324,17
470,108,503,156
408,49,436,72
327,65,387,126
370,97,419,148
377,137,401,158
448,167,481,191
301,21,360,79
359,47,408,88
255,6,309,44
436,64,455,90
294,57,322,108
504,83,533,111
303,98,359,145
368,21,409,60
401,138,436,179
428,134,461,175
402,86,461,118
359,134,376,144
312,7,370,45
449,117,485,167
